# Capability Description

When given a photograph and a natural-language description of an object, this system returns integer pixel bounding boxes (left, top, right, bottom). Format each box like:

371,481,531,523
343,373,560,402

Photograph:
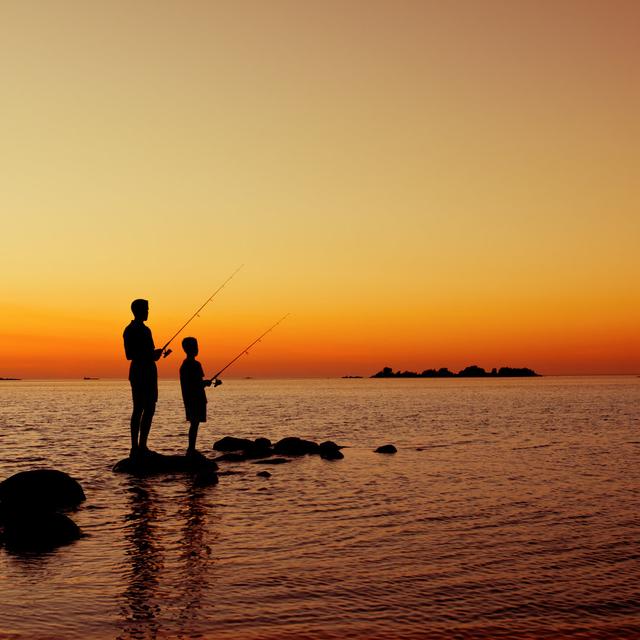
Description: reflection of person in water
176,479,215,635
118,479,164,640
118,477,215,639
123,299,163,457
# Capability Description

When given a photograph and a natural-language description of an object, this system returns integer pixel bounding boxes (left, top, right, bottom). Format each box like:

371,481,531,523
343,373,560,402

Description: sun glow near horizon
1,1,639,378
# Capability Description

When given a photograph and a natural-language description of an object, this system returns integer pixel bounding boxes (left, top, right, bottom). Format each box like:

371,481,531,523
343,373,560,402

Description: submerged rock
113,450,218,477
0,469,85,513
1,511,82,551
252,458,291,465
256,470,272,478
213,452,249,463
193,470,219,487
375,444,397,454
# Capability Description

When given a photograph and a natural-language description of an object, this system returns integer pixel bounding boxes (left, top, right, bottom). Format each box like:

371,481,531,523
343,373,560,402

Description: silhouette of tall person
123,299,163,456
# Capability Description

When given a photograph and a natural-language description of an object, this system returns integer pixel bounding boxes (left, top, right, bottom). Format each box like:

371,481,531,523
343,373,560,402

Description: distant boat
83,377,100,380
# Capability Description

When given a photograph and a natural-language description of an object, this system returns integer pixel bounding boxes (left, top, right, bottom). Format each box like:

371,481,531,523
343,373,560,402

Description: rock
213,436,254,452
1,511,81,551
252,458,291,465
0,469,85,513
256,471,271,478
319,441,344,460
113,450,218,477
243,439,274,459
375,444,397,454
213,436,273,460
273,437,320,456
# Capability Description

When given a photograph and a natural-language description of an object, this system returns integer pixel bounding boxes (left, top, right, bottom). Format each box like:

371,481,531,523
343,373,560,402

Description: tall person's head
131,299,149,321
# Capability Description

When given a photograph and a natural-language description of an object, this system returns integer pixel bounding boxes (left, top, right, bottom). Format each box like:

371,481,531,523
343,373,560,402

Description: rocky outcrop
372,365,540,378
0,469,85,551
212,435,345,463
2,511,81,551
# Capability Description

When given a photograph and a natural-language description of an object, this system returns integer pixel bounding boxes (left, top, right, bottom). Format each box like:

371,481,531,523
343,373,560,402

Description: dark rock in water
375,444,397,454
252,458,291,465
256,470,271,478
273,437,320,456
243,439,273,459
213,436,273,460
0,469,85,513
319,441,344,460
254,437,272,449
113,450,218,477
1,511,81,551
213,436,254,452
0,469,84,552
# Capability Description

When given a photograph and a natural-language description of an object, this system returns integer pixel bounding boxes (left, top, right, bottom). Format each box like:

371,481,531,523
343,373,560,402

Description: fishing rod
209,313,290,381
161,264,244,358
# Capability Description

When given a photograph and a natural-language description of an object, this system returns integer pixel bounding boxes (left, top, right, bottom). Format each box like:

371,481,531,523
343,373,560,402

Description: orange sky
1,1,639,378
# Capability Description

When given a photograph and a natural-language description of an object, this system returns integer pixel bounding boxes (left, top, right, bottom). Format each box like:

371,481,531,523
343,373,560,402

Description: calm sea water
0,377,638,639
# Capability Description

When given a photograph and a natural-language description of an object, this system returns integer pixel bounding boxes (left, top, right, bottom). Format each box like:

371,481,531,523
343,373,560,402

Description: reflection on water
0,378,639,639
175,481,215,636
118,478,215,640
119,479,164,640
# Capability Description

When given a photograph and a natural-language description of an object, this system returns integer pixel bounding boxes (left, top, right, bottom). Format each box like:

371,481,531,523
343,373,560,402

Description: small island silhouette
371,365,540,378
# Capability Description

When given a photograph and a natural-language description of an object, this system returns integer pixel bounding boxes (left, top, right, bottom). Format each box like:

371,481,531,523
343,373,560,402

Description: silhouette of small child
179,337,221,456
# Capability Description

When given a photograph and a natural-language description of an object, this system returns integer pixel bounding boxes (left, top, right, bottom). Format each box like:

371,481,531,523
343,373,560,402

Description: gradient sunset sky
2,1,639,378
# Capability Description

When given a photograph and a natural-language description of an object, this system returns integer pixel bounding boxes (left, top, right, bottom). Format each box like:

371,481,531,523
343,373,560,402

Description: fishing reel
163,349,172,358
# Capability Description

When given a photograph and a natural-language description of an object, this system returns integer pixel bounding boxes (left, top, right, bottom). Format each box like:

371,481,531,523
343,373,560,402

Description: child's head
182,336,199,357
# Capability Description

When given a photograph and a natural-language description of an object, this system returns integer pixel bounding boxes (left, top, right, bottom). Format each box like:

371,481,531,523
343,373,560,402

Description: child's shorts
185,403,206,422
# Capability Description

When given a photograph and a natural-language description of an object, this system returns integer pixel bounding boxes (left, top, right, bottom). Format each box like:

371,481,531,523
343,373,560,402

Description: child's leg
187,420,200,452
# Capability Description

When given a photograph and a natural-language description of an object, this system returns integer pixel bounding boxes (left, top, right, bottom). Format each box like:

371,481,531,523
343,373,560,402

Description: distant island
371,365,540,378
0,377,21,381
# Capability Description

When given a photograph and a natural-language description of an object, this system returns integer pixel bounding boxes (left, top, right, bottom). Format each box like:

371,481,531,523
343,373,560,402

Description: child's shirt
180,358,207,408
